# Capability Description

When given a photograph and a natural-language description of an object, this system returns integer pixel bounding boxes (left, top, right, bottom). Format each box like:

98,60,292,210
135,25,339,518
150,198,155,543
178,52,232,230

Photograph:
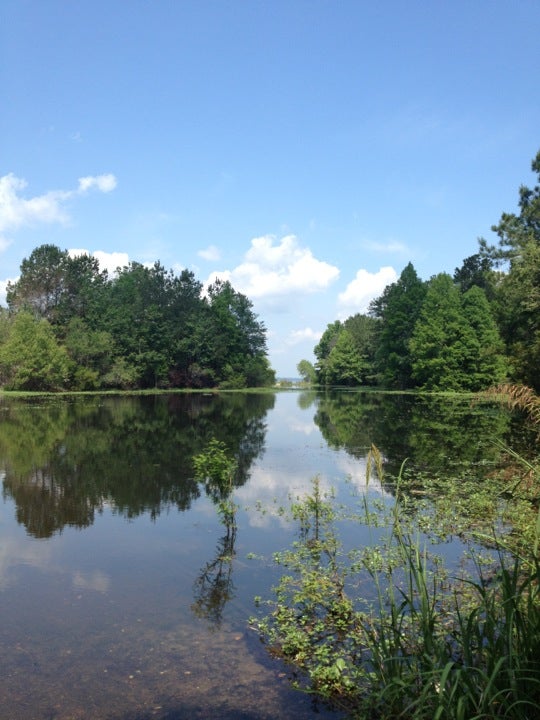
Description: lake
0,390,531,719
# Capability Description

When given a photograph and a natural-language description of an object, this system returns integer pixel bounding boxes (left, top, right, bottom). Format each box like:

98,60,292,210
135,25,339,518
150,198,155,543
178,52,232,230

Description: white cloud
335,455,392,498
337,266,397,317
0,174,69,234
77,174,117,194
0,172,117,251
206,234,339,299
93,250,129,274
198,244,221,261
68,248,129,275
286,327,322,346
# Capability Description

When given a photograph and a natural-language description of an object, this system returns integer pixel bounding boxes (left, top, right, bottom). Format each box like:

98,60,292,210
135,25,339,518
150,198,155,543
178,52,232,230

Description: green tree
479,151,540,390
453,253,496,299
297,359,317,384
324,329,369,386
102,261,174,387
0,312,71,391
314,320,343,383
64,317,115,389
56,252,109,328
370,262,426,388
6,244,69,322
460,285,508,389
205,279,270,387
3,244,274,390
410,273,484,390
343,313,379,385
494,240,540,389
6,245,109,334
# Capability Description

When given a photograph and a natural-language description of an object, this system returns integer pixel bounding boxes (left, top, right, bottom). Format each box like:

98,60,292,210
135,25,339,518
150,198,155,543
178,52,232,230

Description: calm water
0,390,530,720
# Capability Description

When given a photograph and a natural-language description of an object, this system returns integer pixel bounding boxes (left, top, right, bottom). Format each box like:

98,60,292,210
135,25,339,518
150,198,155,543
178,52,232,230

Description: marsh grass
250,446,540,718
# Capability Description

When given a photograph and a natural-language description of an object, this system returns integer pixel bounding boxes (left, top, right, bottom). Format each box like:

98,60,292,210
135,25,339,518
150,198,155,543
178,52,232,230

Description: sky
1,0,539,377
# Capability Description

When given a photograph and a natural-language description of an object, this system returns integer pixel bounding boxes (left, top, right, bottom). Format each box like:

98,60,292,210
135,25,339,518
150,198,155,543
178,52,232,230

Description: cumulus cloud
287,327,322,346
198,244,221,261
68,248,129,275
0,174,69,235
337,266,397,317
0,172,117,250
207,234,339,299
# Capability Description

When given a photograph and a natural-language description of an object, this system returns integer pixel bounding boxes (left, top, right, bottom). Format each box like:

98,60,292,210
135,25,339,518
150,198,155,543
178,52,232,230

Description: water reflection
0,390,532,720
192,522,237,626
313,390,519,479
0,393,274,538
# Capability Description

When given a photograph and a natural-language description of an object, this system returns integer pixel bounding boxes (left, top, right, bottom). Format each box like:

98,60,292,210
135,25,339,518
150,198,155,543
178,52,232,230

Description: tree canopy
1,249,275,391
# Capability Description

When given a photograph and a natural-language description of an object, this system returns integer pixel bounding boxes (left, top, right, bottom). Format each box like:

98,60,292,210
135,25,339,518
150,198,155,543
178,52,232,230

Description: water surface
0,391,527,719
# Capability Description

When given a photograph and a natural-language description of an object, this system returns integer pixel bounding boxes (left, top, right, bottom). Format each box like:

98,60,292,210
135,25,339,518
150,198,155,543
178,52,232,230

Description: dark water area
0,390,533,719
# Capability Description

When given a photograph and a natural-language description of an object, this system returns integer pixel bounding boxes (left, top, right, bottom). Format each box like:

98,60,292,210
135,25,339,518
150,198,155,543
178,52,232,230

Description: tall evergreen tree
460,286,508,389
409,274,507,391
370,262,426,388
409,274,476,390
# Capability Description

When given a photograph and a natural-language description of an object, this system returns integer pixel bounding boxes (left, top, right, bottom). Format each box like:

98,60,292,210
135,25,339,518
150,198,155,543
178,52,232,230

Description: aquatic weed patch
250,448,540,719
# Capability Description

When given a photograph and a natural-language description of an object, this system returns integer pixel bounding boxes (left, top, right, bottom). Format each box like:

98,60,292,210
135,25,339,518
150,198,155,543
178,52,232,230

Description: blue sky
1,0,539,376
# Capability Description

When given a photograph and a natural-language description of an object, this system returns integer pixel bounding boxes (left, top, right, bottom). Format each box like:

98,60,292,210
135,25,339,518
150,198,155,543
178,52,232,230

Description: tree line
0,249,275,391
300,150,540,393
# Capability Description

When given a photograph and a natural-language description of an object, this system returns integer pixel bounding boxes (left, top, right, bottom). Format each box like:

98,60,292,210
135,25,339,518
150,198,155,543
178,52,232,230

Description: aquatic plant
250,445,540,718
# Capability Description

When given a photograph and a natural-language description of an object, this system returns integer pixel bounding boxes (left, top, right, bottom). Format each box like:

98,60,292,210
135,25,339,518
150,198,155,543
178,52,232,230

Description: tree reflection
191,523,237,627
0,393,274,538
313,390,521,484
191,438,238,626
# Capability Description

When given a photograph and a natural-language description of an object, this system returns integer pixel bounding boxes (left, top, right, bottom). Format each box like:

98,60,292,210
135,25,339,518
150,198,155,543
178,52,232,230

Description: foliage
410,274,507,391
370,262,427,389
251,446,540,719
297,359,317,385
323,330,370,386
1,247,274,391
0,311,72,391
0,392,274,537
315,314,378,386
480,149,540,390
453,252,496,298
